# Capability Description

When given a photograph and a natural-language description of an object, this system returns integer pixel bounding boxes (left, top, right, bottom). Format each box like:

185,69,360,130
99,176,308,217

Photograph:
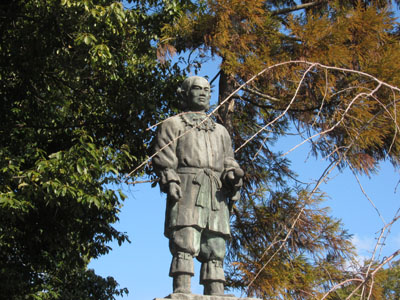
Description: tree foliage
3,0,400,298
0,0,184,299
227,189,354,299
380,260,400,300
160,0,400,174
327,259,400,300
157,0,400,298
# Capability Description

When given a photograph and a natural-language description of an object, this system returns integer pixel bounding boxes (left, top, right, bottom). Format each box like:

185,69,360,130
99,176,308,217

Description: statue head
178,76,211,112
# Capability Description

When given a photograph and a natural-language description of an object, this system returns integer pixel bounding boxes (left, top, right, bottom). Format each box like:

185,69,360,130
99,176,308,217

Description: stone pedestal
154,293,260,300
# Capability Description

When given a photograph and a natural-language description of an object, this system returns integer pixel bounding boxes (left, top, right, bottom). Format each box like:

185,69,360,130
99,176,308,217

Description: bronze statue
153,76,243,296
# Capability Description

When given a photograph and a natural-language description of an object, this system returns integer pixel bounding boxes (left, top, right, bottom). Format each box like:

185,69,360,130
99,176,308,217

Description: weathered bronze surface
153,76,243,296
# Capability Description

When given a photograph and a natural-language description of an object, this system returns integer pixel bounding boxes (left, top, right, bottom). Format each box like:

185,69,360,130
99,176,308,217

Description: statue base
154,293,260,300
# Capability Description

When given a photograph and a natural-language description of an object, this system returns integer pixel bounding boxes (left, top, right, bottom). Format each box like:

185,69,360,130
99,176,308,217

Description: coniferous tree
157,1,400,298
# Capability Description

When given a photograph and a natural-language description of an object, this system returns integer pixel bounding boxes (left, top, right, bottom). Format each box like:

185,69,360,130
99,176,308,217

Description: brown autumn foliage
157,1,400,298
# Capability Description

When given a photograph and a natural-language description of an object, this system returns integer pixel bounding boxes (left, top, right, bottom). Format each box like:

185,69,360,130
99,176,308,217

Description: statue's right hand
169,182,182,201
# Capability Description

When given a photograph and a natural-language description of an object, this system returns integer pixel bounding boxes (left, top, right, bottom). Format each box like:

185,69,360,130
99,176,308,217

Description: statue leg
169,227,201,294
198,230,227,295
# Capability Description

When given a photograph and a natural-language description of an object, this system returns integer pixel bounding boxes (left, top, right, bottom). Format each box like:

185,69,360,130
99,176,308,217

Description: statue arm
221,127,243,194
153,119,181,194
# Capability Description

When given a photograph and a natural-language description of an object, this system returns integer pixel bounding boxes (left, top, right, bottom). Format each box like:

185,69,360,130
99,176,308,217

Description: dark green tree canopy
0,0,185,299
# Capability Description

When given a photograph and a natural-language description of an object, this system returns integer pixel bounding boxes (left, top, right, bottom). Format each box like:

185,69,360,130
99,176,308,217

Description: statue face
186,77,211,111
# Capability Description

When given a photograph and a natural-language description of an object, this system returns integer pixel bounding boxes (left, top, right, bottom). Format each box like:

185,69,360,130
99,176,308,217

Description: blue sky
89,51,400,300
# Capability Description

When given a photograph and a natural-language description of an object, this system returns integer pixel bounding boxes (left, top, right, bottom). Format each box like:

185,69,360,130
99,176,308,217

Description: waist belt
177,167,222,211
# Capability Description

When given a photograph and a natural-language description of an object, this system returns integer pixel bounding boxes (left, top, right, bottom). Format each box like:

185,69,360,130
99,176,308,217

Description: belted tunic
153,112,239,238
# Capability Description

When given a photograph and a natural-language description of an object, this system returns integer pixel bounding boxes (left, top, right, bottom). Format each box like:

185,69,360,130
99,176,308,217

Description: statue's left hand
225,168,244,187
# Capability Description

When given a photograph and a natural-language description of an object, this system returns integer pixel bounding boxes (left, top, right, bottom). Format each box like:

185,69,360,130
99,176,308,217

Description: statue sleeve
222,127,240,171
153,118,181,193
221,127,242,193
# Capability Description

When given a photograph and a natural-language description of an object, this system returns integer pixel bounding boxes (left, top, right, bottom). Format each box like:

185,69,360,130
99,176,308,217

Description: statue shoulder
158,114,184,129
215,122,230,136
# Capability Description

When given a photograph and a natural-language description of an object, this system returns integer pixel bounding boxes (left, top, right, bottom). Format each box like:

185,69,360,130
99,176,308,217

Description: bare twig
120,60,400,300
243,159,340,296
281,83,383,158
348,163,386,225
241,86,280,102
271,1,327,16
126,179,158,185
320,278,364,300
126,60,400,180
311,68,329,129
236,63,318,153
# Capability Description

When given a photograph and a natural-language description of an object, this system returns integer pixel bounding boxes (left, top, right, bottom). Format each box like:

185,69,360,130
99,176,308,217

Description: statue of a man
153,76,243,296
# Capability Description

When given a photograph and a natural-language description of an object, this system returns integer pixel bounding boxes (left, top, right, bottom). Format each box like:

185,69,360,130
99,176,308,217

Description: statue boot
170,252,194,294
203,280,224,295
200,260,225,295
173,274,192,294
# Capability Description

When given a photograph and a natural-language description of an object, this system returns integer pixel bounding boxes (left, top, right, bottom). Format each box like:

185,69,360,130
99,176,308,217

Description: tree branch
235,94,321,113
242,86,280,103
271,1,327,16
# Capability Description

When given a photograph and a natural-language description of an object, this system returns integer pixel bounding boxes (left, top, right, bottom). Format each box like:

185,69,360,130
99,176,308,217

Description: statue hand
227,171,235,182
225,168,244,186
169,182,182,201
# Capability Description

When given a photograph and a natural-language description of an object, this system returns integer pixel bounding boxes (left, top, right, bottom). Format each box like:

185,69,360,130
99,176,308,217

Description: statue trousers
169,226,227,283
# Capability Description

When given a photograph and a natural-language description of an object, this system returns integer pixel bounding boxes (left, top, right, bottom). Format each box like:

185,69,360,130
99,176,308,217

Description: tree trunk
218,69,236,136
